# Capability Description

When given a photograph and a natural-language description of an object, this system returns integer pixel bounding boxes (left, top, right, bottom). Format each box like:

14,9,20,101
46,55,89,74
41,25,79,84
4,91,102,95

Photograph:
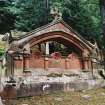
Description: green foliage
62,0,101,43
47,73,63,77
0,0,16,34
0,48,4,56
0,41,5,56
0,0,102,48
64,73,78,77
12,0,51,31
50,42,79,56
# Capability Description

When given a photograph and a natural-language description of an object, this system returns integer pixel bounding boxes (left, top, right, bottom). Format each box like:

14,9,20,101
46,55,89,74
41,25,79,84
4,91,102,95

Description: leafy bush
64,74,78,77
47,73,63,77
0,48,4,57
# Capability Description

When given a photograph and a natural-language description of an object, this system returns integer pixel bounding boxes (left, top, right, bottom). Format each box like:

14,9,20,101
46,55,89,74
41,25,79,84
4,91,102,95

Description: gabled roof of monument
16,18,94,49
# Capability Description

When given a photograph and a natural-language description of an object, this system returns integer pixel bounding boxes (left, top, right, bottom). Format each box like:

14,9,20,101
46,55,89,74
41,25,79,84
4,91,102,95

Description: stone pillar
6,53,14,77
84,59,89,70
82,49,89,70
45,42,49,55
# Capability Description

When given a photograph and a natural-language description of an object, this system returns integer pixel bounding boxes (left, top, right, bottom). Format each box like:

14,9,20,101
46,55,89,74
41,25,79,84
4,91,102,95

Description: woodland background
0,0,104,55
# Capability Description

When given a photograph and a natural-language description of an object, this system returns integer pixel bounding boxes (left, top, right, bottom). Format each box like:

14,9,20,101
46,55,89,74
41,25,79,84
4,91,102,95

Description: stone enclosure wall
1,79,105,99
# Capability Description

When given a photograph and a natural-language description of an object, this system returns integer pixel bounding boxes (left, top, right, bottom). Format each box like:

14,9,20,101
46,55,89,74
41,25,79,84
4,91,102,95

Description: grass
13,88,105,105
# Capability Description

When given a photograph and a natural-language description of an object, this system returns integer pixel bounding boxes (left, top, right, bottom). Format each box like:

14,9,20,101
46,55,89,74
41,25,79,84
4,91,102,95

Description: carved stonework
51,52,61,59
33,51,42,59
68,53,78,59
50,7,62,20
82,49,89,58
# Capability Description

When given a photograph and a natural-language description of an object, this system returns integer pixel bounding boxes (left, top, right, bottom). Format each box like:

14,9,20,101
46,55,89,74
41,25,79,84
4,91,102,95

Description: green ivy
0,48,4,57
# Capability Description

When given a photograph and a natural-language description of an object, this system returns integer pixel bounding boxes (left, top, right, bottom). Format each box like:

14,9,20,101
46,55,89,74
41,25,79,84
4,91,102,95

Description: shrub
47,73,63,77
0,48,4,57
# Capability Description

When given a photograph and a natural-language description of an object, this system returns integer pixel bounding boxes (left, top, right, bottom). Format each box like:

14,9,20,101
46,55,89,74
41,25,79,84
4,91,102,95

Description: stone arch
25,31,92,55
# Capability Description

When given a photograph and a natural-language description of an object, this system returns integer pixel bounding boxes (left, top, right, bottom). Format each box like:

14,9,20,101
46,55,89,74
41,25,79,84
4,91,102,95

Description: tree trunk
8,31,13,44
100,0,105,45
100,0,105,70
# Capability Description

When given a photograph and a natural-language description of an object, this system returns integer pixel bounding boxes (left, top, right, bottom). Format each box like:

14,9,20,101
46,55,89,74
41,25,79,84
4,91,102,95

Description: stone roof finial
50,6,62,20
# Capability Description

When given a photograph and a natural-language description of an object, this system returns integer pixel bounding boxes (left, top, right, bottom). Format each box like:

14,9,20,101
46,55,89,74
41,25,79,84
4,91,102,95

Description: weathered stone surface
22,104,28,105
100,92,105,96
0,97,3,105
81,94,91,101
54,97,63,102
1,71,105,98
